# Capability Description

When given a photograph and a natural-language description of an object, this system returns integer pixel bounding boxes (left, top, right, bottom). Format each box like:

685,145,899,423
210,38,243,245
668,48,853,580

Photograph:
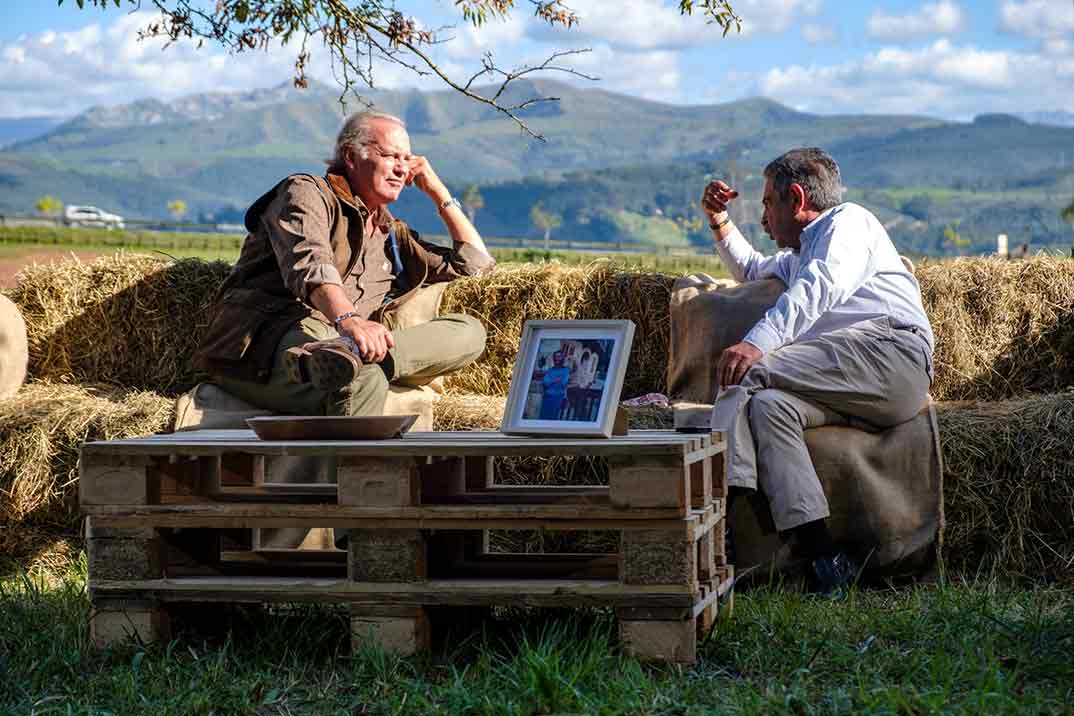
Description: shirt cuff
299,264,344,297
742,323,782,355
453,241,497,275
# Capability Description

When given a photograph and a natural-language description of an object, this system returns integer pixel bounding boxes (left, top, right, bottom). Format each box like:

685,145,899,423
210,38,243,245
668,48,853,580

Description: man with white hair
195,111,495,417
700,147,934,596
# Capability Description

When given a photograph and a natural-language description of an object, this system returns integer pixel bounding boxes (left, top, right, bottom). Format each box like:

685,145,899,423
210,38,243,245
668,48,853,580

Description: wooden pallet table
80,429,731,663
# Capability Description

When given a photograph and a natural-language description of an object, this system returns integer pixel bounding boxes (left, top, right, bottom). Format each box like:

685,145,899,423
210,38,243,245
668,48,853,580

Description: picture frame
501,319,636,438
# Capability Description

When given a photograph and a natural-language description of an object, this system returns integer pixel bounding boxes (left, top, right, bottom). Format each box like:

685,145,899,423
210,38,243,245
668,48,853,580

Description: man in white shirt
700,147,934,595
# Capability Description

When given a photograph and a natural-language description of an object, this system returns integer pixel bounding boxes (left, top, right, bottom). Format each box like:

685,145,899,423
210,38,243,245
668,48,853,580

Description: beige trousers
712,317,932,531
216,313,486,417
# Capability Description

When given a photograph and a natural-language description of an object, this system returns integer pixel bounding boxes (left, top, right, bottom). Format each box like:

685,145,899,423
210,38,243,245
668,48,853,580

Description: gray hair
326,111,406,172
763,148,844,211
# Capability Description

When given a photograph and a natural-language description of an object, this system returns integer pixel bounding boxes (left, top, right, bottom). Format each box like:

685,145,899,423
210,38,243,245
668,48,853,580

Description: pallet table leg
607,455,690,512
90,599,171,648
338,457,419,506
618,612,697,664
86,518,170,647
87,521,163,582
697,528,717,584
80,454,155,506
690,455,712,510
710,449,728,499
348,529,427,582
621,529,696,587
350,605,430,657
348,528,428,654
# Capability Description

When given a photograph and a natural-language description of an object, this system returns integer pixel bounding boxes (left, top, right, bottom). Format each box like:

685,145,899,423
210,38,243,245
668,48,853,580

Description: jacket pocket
194,289,309,383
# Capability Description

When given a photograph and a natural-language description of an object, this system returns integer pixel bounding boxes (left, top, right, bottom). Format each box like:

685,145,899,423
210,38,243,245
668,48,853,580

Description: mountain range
2,79,1073,255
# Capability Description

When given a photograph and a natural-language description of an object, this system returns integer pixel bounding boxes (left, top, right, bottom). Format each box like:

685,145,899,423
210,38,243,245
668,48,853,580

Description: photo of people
522,337,615,422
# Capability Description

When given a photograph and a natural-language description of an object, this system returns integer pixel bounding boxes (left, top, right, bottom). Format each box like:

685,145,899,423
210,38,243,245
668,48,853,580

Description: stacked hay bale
2,253,1074,579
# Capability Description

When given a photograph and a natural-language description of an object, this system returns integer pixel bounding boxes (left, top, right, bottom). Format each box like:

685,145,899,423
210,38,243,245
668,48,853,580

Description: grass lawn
2,561,1071,715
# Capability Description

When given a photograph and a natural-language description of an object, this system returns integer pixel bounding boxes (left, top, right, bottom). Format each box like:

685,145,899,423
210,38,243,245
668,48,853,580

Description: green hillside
3,80,1074,256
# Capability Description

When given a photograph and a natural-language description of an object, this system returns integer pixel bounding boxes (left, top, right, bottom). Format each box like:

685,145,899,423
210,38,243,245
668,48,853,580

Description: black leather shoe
809,551,860,598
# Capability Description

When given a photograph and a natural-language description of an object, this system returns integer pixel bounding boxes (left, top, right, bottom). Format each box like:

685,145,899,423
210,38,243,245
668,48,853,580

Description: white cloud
802,22,838,45
867,1,965,42
1000,0,1074,39
0,11,304,118
754,39,1074,117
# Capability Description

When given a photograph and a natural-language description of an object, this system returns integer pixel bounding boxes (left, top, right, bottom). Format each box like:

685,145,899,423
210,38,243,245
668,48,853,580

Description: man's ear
789,183,809,214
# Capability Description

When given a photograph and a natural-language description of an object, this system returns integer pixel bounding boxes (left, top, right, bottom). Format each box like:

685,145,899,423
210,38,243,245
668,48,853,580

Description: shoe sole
307,347,360,393
282,347,310,384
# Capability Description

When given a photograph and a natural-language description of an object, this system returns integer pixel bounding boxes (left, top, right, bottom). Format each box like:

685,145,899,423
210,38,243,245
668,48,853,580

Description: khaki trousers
216,313,486,417
712,317,932,532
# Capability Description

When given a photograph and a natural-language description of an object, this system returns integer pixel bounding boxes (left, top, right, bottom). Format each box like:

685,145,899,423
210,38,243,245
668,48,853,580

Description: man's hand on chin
717,341,763,388
405,155,448,203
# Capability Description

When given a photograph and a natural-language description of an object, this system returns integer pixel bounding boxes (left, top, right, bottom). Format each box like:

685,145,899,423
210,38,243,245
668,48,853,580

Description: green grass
0,225,730,276
3,562,1072,715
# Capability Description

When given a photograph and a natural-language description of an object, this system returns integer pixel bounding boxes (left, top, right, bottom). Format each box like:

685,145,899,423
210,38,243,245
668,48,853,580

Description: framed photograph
501,319,635,438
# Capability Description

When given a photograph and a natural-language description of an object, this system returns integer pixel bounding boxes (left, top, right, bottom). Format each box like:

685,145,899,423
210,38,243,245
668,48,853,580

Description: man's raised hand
700,180,740,220
405,155,449,204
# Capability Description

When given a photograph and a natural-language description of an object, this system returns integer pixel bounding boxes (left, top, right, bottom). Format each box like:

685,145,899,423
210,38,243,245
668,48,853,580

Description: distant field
0,225,730,276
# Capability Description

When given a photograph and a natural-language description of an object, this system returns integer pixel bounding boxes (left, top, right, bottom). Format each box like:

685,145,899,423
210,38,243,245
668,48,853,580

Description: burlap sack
667,275,785,403
0,294,28,400
667,273,943,580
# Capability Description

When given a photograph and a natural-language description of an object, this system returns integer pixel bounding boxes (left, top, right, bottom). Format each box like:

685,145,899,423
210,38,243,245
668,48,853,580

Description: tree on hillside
63,0,740,138
1063,198,1074,227
942,221,970,255
462,185,485,223
35,195,63,218
606,209,689,250
530,203,562,250
167,200,188,222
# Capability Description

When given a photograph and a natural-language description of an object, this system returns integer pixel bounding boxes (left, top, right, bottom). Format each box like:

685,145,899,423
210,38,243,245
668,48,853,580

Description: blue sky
1,0,1073,120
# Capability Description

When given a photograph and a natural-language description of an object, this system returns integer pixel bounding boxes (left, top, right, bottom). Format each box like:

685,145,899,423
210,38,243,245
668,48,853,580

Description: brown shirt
193,172,495,382
240,172,494,309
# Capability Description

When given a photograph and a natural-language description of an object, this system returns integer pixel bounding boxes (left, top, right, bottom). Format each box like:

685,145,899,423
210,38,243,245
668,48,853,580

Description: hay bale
935,393,1074,579
918,255,1074,401
441,263,675,398
7,254,229,394
0,382,174,530
0,294,28,398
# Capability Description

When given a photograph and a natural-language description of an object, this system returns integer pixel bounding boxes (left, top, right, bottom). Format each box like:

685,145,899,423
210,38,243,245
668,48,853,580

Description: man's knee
747,389,796,432
441,312,487,363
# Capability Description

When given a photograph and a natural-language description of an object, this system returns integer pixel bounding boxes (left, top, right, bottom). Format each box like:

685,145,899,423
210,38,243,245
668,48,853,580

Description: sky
1,0,1073,121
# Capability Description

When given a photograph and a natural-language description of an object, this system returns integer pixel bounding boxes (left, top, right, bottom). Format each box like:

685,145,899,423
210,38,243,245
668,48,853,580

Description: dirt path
0,249,105,290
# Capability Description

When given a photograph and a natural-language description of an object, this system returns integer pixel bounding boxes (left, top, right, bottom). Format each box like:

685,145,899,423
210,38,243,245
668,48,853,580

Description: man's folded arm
264,177,343,301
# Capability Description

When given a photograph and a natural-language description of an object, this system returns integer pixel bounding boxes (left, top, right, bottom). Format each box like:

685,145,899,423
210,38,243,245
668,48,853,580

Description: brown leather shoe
283,338,362,392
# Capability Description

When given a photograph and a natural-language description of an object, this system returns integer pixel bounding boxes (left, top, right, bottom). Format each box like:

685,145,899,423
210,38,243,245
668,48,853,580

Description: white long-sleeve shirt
714,202,934,355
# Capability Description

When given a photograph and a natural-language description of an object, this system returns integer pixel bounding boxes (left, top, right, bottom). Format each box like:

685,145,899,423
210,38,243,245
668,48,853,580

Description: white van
63,205,125,230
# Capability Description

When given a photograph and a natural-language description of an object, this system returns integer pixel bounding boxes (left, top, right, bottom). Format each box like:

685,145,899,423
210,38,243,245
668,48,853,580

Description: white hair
326,111,406,171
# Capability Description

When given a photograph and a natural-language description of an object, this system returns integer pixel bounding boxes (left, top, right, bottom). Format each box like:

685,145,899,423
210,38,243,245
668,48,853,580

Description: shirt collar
325,171,395,231
800,204,840,244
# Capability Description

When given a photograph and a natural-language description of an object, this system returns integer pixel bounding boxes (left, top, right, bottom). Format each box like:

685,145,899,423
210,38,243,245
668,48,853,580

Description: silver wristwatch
438,196,462,213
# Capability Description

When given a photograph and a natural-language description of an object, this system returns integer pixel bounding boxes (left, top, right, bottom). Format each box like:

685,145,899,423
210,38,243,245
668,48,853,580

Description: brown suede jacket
194,172,495,383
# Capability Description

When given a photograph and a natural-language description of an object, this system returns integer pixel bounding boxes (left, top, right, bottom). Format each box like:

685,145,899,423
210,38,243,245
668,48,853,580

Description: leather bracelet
709,215,732,231
332,310,360,330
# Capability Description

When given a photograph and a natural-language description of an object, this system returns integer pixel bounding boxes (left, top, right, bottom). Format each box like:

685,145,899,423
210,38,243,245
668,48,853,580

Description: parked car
63,205,125,230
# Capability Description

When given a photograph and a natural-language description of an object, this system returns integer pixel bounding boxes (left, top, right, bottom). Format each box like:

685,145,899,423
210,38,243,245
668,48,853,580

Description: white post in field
997,234,1008,258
